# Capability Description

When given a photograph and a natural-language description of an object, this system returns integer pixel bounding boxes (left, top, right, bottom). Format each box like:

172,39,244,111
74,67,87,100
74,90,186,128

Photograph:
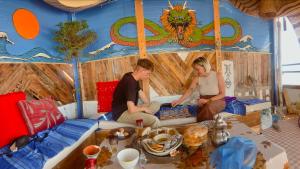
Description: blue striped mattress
0,119,97,169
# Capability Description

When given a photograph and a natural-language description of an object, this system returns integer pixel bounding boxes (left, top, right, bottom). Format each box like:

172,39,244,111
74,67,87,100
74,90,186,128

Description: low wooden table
97,120,289,169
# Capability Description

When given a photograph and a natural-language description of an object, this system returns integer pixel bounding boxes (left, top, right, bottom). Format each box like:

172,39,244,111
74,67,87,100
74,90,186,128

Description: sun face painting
12,8,40,40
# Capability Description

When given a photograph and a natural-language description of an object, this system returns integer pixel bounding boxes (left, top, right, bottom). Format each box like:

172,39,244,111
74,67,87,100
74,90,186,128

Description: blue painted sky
0,0,68,57
219,0,272,52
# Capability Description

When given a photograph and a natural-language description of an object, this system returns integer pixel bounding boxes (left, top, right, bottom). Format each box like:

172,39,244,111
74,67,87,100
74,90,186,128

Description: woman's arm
171,77,198,107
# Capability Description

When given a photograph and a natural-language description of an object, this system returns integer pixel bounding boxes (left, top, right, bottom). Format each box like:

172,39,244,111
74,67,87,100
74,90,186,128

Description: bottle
136,119,144,128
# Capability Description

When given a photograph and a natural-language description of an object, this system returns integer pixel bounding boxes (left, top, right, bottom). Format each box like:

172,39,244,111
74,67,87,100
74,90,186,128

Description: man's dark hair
137,59,154,71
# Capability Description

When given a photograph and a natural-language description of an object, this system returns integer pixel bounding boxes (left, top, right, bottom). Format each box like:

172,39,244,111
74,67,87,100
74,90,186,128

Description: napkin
210,136,257,169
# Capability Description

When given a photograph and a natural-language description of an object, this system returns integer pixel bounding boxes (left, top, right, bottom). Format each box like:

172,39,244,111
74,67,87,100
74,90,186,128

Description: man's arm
139,89,150,105
127,101,151,114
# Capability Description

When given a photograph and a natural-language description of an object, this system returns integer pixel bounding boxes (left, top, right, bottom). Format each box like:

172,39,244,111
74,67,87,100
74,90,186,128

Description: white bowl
117,148,139,169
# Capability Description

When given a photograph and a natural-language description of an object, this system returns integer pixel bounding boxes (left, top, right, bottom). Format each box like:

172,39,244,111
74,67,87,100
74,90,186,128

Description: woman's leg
197,99,226,122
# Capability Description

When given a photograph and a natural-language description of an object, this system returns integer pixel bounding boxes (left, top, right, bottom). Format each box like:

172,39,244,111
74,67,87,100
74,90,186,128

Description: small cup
83,145,101,159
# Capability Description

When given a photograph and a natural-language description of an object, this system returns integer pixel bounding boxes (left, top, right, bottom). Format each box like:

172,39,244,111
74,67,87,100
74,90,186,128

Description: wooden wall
0,63,75,104
81,51,271,101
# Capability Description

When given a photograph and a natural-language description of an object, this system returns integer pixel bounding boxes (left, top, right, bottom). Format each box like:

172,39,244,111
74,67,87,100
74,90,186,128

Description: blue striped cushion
0,119,97,169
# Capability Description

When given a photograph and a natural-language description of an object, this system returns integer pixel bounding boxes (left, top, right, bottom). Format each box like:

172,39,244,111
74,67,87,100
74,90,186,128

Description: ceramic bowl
153,134,171,144
117,148,139,169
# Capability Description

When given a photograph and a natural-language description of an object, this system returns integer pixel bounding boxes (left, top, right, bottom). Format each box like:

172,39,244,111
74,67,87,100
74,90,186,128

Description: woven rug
263,119,300,169
158,105,193,120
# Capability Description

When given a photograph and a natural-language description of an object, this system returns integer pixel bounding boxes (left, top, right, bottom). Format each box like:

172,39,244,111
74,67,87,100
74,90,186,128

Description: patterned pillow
18,98,65,135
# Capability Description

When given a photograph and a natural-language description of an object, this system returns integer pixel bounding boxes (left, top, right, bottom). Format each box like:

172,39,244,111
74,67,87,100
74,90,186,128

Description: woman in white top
171,57,226,121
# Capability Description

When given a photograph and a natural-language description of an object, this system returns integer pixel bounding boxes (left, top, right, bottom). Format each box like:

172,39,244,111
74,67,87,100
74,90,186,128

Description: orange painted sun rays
12,9,40,40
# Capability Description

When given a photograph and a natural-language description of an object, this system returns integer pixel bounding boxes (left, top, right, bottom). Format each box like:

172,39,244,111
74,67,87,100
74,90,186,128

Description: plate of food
142,135,182,156
141,128,183,156
110,127,135,140
148,127,180,139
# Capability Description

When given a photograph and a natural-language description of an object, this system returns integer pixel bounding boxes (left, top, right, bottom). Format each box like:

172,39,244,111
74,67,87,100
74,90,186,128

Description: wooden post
213,0,223,72
135,0,150,99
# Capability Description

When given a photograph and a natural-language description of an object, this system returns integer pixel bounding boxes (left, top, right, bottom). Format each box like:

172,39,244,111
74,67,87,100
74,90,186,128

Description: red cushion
0,92,29,148
18,98,65,136
97,81,119,113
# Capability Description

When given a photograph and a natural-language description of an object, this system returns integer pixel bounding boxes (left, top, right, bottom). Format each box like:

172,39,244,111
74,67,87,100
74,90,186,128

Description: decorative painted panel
0,0,68,63
222,60,234,96
0,0,272,63
78,0,272,62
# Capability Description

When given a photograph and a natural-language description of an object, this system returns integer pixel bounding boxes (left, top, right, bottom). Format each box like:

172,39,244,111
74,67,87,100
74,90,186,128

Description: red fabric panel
97,81,119,113
0,92,29,148
18,98,65,136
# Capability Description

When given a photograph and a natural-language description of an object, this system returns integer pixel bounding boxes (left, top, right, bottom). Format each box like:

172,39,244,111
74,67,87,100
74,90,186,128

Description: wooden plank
135,0,149,99
213,0,223,72
0,63,74,104
134,0,147,58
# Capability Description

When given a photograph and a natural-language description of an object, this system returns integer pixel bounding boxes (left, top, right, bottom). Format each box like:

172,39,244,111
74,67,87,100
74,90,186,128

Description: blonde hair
192,57,211,73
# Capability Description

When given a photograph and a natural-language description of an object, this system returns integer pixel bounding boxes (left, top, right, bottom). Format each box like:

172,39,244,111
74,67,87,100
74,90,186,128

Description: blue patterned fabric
223,100,246,115
0,119,97,169
239,98,265,105
102,98,267,121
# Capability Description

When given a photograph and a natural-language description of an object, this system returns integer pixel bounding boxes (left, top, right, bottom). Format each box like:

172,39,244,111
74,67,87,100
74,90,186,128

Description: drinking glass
108,135,118,157
137,138,147,169
139,150,147,169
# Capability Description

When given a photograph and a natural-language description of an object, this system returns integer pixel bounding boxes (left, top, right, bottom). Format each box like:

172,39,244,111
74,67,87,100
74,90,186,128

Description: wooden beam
213,0,223,72
135,0,149,98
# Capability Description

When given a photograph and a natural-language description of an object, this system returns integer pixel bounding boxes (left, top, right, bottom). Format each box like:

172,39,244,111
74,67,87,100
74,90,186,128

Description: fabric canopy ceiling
43,0,108,12
229,0,300,43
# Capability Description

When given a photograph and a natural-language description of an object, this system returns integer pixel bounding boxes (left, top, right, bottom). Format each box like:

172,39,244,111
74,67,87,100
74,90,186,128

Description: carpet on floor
263,119,300,169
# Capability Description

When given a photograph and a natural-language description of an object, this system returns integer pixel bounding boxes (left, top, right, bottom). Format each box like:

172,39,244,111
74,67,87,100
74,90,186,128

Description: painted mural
81,0,272,62
0,0,67,63
0,0,272,63
110,1,242,48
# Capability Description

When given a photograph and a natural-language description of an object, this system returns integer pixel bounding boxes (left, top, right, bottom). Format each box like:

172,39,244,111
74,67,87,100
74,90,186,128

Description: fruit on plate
183,125,208,147
149,143,164,151
114,128,129,137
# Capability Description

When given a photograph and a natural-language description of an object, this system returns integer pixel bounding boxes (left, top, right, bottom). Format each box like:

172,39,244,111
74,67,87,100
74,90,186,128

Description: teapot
213,130,230,146
214,114,227,129
212,114,230,146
